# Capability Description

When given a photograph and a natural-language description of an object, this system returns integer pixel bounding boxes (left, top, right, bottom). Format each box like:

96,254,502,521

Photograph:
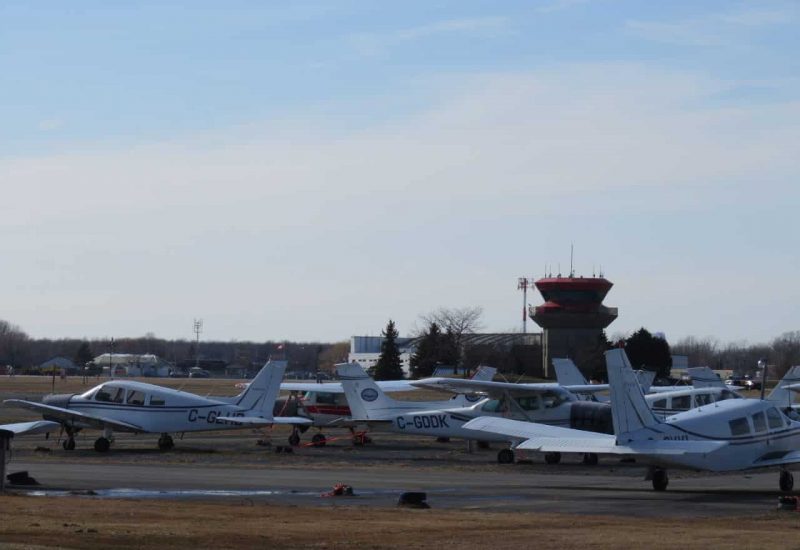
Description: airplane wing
411,378,608,397
463,416,726,455
4,399,144,433
463,416,612,442
280,380,417,393
752,451,800,468
213,415,313,426
0,420,61,437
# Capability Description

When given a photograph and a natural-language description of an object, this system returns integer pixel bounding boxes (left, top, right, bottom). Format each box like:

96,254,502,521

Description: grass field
2,495,800,549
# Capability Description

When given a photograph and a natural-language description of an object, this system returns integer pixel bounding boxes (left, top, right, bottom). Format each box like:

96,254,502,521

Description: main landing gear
780,469,794,492
544,452,562,465
158,434,175,451
497,448,515,464
288,429,301,446
649,468,669,491
62,438,76,451
94,437,111,453
582,453,599,466
311,433,326,447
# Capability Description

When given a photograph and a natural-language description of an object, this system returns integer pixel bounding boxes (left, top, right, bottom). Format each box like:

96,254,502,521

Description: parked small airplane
4,360,310,452
278,366,496,446
337,362,611,464
464,348,800,491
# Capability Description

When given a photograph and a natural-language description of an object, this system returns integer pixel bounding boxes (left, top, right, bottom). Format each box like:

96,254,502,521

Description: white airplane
337,362,610,464
4,360,310,452
278,366,496,446
465,348,800,492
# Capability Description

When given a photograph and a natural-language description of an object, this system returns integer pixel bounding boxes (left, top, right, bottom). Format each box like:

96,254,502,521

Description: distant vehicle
5,360,310,452
189,369,210,378
726,376,761,391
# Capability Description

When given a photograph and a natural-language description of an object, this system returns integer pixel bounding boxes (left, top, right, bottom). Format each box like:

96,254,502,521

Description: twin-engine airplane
336,362,611,464
4,360,310,452
465,349,800,492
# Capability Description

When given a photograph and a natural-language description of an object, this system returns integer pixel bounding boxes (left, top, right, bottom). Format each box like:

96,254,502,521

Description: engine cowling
569,401,613,434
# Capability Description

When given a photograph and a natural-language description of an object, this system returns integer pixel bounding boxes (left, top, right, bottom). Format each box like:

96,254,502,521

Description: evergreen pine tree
74,341,94,367
410,322,441,379
624,327,672,378
373,319,404,380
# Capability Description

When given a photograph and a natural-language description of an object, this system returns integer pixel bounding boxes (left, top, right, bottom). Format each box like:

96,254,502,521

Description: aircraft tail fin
552,358,588,386
635,369,656,393
236,360,286,415
768,366,800,407
605,349,661,441
335,363,397,420
471,366,497,381
688,366,725,389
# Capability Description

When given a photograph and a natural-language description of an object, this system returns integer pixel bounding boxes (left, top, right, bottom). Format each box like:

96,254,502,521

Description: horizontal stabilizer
214,416,312,426
280,380,417,394
4,399,144,433
0,420,61,437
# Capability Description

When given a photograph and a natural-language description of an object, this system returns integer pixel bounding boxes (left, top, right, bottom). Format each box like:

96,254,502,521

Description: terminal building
529,275,618,378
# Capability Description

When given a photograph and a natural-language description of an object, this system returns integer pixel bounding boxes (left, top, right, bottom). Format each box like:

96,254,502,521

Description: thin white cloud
2,63,799,341
627,5,797,47
348,16,511,57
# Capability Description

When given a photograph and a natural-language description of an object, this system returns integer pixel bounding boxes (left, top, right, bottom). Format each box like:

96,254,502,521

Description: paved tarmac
8,457,793,517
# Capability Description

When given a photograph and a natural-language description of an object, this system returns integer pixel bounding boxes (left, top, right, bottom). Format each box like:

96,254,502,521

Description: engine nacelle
569,401,613,434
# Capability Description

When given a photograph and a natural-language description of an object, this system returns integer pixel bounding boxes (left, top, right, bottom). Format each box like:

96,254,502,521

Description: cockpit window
94,387,113,402
695,394,711,407
126,390,146,406
767,407,785,429
111,387,125,403
149,395,166,406
481,399,502,413
719,389,741,400
515,396,540,411
541,390,566,409
729,416,751,436
671,395,691,411
752,411,767,432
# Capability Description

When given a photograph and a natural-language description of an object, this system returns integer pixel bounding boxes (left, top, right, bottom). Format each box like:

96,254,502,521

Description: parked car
189,369,210,378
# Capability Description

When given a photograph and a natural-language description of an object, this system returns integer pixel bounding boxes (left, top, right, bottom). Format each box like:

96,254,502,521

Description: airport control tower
529,275,618,378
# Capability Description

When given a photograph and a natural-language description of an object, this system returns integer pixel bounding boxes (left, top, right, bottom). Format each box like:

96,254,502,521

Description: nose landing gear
780,469,794,492
158,434,175,451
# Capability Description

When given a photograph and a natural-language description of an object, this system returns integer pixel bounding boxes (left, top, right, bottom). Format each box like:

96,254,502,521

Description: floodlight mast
517,277,535,333
193,319,203,371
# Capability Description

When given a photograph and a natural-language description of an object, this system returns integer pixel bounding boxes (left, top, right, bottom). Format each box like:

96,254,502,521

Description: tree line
0,319,348,374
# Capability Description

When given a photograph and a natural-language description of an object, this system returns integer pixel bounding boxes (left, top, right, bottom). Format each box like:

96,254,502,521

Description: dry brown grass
2,495,800,549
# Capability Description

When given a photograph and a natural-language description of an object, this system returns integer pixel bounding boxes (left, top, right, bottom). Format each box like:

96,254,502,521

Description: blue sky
1,1,799,344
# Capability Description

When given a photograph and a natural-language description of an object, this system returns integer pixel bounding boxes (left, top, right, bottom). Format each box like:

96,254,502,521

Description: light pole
517,277,535,333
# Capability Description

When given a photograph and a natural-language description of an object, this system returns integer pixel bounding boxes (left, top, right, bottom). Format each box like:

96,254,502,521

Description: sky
1,1,799,344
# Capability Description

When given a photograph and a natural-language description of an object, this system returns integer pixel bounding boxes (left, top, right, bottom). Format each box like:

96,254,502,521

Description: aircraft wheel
311,433,326,447
497,448,515,464
652,469,669,491
780,470,794,492
582,453,599,466
544,452,561,465
158,434,174,451
288,433,301,446
94,437,111,453
63,438,76,451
